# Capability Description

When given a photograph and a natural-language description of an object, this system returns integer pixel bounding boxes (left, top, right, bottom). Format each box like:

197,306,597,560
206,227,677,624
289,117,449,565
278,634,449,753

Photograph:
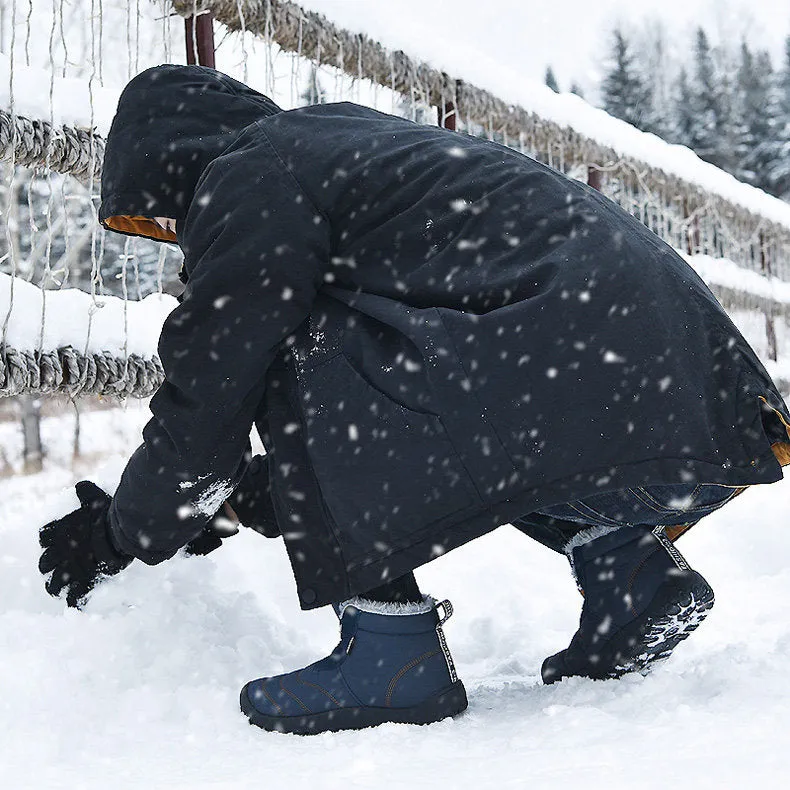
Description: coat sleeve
107,128,329,564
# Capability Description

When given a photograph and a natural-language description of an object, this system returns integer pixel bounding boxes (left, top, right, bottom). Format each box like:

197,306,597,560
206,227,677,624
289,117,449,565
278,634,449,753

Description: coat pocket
297,353,480,563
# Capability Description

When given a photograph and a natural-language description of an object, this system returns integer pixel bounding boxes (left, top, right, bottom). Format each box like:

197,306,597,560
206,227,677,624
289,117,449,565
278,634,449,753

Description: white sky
301,0,789,101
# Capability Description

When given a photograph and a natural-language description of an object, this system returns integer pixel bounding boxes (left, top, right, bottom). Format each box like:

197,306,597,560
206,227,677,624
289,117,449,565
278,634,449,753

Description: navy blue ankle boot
240,596,467,734
542,526,714,684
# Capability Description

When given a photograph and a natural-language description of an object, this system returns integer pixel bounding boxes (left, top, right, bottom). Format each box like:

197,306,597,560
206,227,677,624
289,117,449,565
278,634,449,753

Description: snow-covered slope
1,405,788,788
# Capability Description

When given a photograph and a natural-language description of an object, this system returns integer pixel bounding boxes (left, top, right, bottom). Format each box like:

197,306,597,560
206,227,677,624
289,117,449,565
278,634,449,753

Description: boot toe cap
541,651,569,685
241,678,288,717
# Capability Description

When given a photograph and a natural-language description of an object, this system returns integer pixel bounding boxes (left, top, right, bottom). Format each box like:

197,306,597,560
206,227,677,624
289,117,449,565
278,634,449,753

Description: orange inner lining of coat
665,401,790,540
103,215,177,243
760,397,790,468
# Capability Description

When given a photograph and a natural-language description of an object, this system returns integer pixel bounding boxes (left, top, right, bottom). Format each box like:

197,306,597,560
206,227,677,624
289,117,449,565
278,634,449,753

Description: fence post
683,198,700,256
19,395,43,474
440,77,460,130
441,100,456,130
759,230,778,361
587,166,602,191
185,11,216,68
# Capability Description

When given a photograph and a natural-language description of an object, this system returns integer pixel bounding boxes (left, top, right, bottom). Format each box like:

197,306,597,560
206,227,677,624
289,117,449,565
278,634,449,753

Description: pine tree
545,66,559,93
570,82,585,99
672,67,696,148
734,44,776,189
638,21,674,139
766,34,790,199
688,27,728,170
601,28,652,130
716,42,741,175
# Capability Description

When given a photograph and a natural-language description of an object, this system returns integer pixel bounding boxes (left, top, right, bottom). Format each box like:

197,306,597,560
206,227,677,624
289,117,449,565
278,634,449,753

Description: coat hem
298,449,783,609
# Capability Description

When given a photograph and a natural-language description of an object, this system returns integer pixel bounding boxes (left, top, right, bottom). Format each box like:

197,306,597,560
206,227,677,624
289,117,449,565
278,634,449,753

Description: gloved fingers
38,510,77,547
65,582,91,610
75,480,111,510
208,509,240,537
184,530,223,556
44,568,70,598
38,520,58,548
38,548,60,574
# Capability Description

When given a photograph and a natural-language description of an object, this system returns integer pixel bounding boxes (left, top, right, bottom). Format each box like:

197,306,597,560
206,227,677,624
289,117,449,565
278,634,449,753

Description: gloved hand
38,481,133,608
183,503,241,556
182,453,279,554
226,454,280,538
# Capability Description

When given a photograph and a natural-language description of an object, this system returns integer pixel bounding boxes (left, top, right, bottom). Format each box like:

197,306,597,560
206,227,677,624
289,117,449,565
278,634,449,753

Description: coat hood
99,64,282,243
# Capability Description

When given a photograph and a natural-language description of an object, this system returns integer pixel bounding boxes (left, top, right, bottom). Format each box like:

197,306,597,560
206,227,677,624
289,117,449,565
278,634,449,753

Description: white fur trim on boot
563,525,624,589
337,594,436,616
562,524,623,555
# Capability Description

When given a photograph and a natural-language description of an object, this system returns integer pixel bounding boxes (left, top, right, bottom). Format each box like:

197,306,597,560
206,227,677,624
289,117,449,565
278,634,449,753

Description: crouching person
39,65,790,734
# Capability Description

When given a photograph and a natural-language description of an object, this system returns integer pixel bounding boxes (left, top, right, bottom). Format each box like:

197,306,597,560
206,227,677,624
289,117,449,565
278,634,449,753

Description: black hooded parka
99,65,790,609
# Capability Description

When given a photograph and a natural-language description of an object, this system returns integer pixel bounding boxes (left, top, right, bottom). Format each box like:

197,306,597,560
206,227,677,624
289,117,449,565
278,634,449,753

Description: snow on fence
0,272,173,397
1,0,789,399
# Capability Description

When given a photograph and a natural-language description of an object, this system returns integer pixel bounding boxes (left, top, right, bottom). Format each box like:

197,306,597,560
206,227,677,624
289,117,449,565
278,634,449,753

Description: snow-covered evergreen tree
766,34,790,200
636,21,675,139
672,67,696,148
688,27,727,169
601,28,652,131
734,44,776,190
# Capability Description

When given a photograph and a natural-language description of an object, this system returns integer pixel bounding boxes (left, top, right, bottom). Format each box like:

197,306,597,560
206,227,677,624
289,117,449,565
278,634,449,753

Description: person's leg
240,571,466,734
510,511,589,554
518,483,741,683
362,572,423,604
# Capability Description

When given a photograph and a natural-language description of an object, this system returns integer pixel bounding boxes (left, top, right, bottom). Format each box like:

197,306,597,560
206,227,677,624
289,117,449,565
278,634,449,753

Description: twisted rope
0,345,163,398
0,108,104,181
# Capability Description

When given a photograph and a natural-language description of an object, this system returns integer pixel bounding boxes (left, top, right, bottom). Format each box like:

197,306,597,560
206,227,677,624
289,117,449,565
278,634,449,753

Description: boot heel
390,680,469,725
611,571,714,676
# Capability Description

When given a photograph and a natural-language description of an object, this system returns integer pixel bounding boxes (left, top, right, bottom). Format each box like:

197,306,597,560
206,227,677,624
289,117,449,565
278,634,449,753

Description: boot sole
543,571,714,683
240,680,468,735
609,573,714,677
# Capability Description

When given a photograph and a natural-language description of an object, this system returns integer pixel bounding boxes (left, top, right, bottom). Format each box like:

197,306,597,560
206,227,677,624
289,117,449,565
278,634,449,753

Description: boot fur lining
563,524,624,555
337,594,436,616
562,525,624,591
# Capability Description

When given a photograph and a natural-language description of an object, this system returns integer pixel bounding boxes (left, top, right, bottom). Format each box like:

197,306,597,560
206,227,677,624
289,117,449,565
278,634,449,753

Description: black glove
226,454,281,538
183,505,240,556
39,481,133,608
182,454,279,555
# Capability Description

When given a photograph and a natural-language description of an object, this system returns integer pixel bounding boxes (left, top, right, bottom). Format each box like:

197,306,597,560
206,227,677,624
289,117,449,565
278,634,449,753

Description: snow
0,52,119,134
1,404,789,787
0,272,177,358
684,254,790,305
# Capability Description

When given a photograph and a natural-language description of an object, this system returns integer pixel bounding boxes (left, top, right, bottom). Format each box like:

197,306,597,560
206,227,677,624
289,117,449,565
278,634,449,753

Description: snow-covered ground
1,403,789,788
